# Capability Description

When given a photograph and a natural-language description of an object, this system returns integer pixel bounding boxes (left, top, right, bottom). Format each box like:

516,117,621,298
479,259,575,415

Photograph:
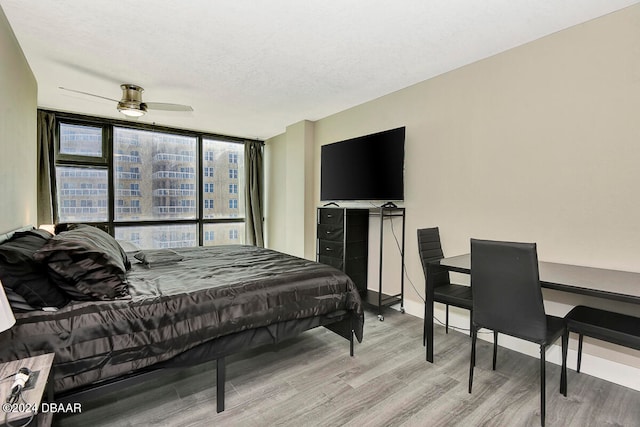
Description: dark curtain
244,140,264,247
37,111,56,226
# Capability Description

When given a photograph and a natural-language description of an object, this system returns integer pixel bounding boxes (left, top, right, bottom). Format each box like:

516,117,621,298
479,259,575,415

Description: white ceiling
1,0,638,140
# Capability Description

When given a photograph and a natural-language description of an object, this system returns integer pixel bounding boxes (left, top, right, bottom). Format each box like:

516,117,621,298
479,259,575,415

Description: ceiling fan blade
144,102,193,112
59,87,119,103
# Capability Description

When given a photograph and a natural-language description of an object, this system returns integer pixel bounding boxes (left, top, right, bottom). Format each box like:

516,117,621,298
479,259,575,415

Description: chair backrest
470,238,548,343
417,227,451,289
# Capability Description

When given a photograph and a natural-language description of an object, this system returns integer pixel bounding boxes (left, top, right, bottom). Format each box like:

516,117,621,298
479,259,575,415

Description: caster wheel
400,307,405,314
378,315,384,321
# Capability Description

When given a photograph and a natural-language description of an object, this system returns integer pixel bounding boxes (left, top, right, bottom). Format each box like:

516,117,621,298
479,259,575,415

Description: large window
201,138,245,220
114,127,197,222
53,115,252,249
56,165,109,222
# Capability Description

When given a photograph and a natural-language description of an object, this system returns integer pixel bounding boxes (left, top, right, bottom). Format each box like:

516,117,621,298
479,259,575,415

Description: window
56,166,108,222
202,223,243,246
52,113,253,248
202,139,245,220
114,224,197,249
114,127,197,222
59,123,103,158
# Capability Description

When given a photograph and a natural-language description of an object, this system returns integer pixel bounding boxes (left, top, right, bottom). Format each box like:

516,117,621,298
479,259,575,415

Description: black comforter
0,245,364,393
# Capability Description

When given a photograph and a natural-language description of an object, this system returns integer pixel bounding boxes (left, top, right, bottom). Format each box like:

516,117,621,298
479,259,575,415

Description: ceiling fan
59,84,193,117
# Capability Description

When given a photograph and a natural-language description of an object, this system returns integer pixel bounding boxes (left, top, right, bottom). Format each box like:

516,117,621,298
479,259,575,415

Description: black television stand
315,205,405,321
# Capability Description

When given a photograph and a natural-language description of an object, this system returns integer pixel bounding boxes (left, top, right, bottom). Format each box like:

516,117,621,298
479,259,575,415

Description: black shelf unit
316,206,405,321
368,206,405,320
316,207,369,295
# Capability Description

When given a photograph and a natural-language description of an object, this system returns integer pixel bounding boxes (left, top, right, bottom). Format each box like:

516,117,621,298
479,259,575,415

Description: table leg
425,263,436,363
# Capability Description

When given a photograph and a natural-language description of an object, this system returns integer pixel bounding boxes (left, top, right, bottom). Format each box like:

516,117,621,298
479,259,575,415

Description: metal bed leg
216,357,225,413
350,330,354,357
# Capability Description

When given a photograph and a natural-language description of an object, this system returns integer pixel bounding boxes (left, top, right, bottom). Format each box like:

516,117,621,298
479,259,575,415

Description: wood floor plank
53,309,640,427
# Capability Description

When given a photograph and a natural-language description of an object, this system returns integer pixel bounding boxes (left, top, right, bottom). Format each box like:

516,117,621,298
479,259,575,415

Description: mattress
0,245,364,393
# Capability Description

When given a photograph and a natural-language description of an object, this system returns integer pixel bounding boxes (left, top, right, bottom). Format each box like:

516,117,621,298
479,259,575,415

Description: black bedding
0,245,364,394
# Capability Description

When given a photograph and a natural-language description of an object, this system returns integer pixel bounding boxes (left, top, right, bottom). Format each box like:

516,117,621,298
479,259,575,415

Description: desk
425,254,640,362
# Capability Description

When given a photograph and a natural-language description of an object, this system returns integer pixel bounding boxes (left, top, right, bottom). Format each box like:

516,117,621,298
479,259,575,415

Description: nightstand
0,353,55,427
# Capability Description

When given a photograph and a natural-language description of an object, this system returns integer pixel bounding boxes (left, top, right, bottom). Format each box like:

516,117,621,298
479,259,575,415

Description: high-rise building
56,123,245,249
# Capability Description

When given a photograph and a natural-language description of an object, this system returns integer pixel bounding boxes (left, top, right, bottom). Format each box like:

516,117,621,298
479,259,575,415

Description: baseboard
400,299,640,391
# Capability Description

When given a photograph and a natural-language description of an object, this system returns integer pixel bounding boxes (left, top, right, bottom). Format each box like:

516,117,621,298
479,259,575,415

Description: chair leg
540,345,546,427
469,324,477,393
492,331,498,370
577,334,583,373
423,302,427,346
561,329,568,396
445,305,449,334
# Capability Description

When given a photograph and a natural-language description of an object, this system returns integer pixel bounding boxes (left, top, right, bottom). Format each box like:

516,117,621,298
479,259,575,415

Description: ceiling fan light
118,107,146,117
117,101,147,117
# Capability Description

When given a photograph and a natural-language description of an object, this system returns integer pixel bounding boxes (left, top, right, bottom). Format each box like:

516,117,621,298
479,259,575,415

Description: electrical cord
0,373,15,382
4,374,36,427
374,204,491,335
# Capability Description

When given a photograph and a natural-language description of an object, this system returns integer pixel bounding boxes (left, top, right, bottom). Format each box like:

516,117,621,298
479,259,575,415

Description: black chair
468,239,567,427
562,305,640,394
417,227,472,341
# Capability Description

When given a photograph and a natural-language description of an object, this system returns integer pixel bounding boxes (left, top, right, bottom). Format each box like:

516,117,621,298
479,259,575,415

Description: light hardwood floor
53,309,640,427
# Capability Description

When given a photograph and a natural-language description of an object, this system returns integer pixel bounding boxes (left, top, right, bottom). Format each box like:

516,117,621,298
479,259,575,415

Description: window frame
47,109,259,247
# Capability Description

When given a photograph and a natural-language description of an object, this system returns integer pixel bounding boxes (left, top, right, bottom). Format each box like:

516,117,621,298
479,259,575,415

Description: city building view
56,123,245,249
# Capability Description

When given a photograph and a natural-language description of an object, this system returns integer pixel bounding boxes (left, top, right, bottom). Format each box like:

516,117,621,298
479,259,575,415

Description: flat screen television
320,127,405,202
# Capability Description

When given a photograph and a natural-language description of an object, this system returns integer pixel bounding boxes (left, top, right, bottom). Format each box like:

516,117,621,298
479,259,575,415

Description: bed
0,225,364,412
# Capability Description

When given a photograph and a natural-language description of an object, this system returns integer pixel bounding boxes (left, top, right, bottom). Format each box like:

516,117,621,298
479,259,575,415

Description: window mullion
105,125,114,234
198,135,203,246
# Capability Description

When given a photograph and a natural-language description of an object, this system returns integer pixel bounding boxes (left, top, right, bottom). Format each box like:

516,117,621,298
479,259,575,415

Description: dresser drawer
318,208,344,225
317,223,344,241
318,239,344,258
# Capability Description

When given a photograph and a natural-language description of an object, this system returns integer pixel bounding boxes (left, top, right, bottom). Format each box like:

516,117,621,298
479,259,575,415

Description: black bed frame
56,312,355,413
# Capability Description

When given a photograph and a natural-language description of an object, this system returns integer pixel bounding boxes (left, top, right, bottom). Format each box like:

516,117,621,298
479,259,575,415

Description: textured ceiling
1,0,638,139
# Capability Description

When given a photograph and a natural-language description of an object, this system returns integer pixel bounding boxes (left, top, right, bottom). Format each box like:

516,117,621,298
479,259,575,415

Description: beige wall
265,120,315,257
0,6,37,234
266,5,640,388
